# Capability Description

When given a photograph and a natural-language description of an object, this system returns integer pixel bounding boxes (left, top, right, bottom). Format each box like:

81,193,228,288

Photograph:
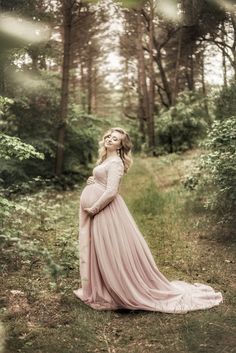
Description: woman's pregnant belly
80,183,105,210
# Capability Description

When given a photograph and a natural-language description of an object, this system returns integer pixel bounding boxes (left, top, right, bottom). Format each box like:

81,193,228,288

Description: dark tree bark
172,28,182,105
55,0,72,176
136,10,149,132
221,22,227,87
93,66,98,115
87,44,92,114
189,43,195,91
147,0,155,148
155,51,172,107
230,13,236,82
124,57,132,108
0,55,5,96
137,63,146,142
80,62,86,111
201,49,209,117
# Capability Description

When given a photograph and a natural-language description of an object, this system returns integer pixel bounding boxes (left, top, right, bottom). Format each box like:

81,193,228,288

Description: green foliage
0,73,101,188
87,0,143,8
184,83,236,230
0,133,44,160
0,189,64,285
131,181,166,216
54,231,80,276
215,84,236,120
0,93,48,185
203,117,236,221
0,94,62,283
0,231,62,283
64,121,98,169
120,0,143,8
128,125,145,153
155,91,210,154
184,116,236,227
0,196,16,224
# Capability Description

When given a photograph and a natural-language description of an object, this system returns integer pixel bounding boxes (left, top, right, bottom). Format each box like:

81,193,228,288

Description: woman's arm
86,159,124,216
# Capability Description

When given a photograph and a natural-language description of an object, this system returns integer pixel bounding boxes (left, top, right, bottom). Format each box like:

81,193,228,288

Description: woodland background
0,1,236,353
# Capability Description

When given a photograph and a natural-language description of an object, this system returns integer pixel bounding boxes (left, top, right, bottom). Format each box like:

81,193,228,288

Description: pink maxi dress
73,155,223,313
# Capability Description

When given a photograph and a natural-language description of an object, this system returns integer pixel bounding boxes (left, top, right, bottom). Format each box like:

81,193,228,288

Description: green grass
0,149,235,353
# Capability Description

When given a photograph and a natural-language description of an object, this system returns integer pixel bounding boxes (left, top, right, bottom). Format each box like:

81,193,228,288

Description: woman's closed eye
105,136,119,142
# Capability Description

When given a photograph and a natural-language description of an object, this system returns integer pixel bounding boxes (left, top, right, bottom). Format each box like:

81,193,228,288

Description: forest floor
1,149,236,353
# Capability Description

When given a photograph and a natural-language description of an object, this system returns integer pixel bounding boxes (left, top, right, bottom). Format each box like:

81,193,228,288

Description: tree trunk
172,28,182,105
155,51,172,107
201,49,209,118
93,66,98,115
136,11,149,125
231,14,236,83
29,47,39,72
87,45,92,114
169,28,183,154
137,62,146,143
147,0,155,149
80,62,86,111
55,0,72,176
0,55,5,96
221,23,227,87
189,43,195,91
222,48,227,86
124,57,132,108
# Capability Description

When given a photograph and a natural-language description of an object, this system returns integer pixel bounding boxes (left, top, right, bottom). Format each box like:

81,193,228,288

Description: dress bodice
88,156,124,215
92,156,123,187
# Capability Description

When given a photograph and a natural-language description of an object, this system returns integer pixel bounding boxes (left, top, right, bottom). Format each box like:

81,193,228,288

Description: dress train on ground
73,156,223,313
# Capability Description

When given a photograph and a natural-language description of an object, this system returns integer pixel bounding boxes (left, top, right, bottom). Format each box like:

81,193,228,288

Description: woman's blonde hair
95,127,133,173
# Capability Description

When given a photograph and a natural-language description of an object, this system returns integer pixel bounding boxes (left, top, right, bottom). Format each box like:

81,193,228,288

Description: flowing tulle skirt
73,182,223,313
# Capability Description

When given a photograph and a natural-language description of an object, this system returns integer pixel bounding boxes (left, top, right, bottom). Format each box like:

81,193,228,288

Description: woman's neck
106,152,118,158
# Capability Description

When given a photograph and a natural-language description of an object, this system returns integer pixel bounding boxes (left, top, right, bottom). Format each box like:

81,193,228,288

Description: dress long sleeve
90,159,124,215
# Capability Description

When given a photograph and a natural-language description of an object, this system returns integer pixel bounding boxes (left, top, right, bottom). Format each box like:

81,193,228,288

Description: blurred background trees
0,0,235,231
0,3,235,350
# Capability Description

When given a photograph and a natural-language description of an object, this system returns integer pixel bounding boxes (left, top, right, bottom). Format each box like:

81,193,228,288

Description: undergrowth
0,150,235,353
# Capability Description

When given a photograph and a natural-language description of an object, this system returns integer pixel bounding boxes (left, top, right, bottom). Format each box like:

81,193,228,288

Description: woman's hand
86,176,95,185
84,207,96,217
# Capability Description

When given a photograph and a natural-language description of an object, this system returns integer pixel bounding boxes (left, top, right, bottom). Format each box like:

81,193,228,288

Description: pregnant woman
73,127,223,313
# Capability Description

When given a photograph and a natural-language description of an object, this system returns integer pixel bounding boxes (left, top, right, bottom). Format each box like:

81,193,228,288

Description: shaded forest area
1,151,235,353
1,0,235,234
0,0,236,352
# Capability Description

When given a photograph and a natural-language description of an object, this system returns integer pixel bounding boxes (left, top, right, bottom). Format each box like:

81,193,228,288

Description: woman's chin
105,147,116,152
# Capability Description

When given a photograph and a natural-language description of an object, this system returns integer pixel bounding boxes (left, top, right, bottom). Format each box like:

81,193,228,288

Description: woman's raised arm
88,159,124,215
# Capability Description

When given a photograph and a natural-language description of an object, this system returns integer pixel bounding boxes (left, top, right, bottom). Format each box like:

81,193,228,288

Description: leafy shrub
215,84,236,120
184,116,236,228
0,92,57,185
0,133,44,161
127,124,145,153
0,125,61,283
155,91,210,154
0,128,44,226
0,91,100,187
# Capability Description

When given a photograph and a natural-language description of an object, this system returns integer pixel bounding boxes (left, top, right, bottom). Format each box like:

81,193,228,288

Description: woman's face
104,131,122,152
